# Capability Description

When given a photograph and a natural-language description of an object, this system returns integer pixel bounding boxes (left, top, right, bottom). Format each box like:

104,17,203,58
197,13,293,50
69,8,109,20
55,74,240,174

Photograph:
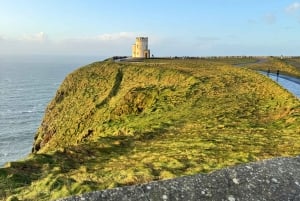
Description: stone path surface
58,155,300,201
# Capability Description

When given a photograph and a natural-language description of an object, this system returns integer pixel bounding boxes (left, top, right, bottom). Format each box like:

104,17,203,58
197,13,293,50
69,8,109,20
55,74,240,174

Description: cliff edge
1,58,300,201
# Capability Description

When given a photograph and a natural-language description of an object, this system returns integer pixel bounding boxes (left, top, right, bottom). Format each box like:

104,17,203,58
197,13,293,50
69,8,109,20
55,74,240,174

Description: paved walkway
233,58,300,98
261,71,300,98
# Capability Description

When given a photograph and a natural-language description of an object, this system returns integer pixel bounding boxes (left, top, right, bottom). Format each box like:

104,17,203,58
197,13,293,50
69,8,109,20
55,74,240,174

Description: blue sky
1,0,300,57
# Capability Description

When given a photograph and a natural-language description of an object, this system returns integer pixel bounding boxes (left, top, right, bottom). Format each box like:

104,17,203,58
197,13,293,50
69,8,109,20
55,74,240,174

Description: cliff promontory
1,58,300,200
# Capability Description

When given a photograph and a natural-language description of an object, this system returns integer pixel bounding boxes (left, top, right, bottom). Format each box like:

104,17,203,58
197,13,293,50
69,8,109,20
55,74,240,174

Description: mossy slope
1,59,300,200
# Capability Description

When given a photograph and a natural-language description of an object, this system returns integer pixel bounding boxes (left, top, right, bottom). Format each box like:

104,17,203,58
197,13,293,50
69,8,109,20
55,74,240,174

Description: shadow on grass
0,119,181,199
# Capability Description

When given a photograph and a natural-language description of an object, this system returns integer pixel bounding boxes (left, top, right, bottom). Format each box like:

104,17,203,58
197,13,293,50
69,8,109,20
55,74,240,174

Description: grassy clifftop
1,58,300,200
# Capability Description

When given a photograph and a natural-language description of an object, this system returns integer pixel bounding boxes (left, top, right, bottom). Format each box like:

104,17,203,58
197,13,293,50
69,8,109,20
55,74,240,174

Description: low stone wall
59,156,300,201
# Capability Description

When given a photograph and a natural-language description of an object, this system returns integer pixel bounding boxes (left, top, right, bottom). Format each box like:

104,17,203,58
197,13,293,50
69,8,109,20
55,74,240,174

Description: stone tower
132,37,150,58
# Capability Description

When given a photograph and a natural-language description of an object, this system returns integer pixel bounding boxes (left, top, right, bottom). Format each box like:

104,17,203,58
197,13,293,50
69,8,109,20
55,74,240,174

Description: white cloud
0,34,8,42
96,32,136,41
0,32,160,56
53,32,144,56
58,31,158,56
22,32,48,42
286,2,300,13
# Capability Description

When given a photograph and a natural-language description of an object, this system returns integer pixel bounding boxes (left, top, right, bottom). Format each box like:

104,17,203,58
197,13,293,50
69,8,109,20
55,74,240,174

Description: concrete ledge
58,156,300,201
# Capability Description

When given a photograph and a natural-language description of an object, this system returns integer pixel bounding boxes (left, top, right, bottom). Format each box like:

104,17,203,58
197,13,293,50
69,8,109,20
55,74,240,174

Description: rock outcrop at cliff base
59,155,300,201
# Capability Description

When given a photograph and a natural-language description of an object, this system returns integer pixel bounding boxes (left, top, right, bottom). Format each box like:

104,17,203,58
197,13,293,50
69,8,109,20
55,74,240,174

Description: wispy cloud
0,34,8,42
57,32,140,55
21,32,49,42
96,32,137,41
248,13,276,26
264,13,276,24
196,36,220,42
286,2,300,13
247,19,257,24
0,32,167,56
0,32,142,56
62,32,139,44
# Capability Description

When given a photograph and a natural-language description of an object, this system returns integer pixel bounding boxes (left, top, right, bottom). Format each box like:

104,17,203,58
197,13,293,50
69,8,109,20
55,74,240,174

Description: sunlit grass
1,58,300,200
245,57,300,78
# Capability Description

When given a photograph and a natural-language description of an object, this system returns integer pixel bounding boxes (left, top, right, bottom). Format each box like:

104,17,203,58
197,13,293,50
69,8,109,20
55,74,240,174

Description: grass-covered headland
1,58,300,200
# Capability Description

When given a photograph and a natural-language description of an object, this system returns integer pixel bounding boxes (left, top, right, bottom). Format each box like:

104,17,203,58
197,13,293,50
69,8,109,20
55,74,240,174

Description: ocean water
0,55,102,167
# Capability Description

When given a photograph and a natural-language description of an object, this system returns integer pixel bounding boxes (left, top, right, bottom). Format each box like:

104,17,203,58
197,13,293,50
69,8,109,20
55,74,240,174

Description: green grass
1,58,300,200
244,57,300,78
282,57,300,72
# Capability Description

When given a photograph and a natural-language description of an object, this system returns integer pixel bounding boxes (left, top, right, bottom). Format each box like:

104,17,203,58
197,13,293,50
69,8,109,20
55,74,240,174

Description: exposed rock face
58,155,300,201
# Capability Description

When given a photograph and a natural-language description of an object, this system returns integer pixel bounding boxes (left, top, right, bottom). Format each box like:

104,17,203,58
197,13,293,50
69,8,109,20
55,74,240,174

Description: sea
0,55,103,167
